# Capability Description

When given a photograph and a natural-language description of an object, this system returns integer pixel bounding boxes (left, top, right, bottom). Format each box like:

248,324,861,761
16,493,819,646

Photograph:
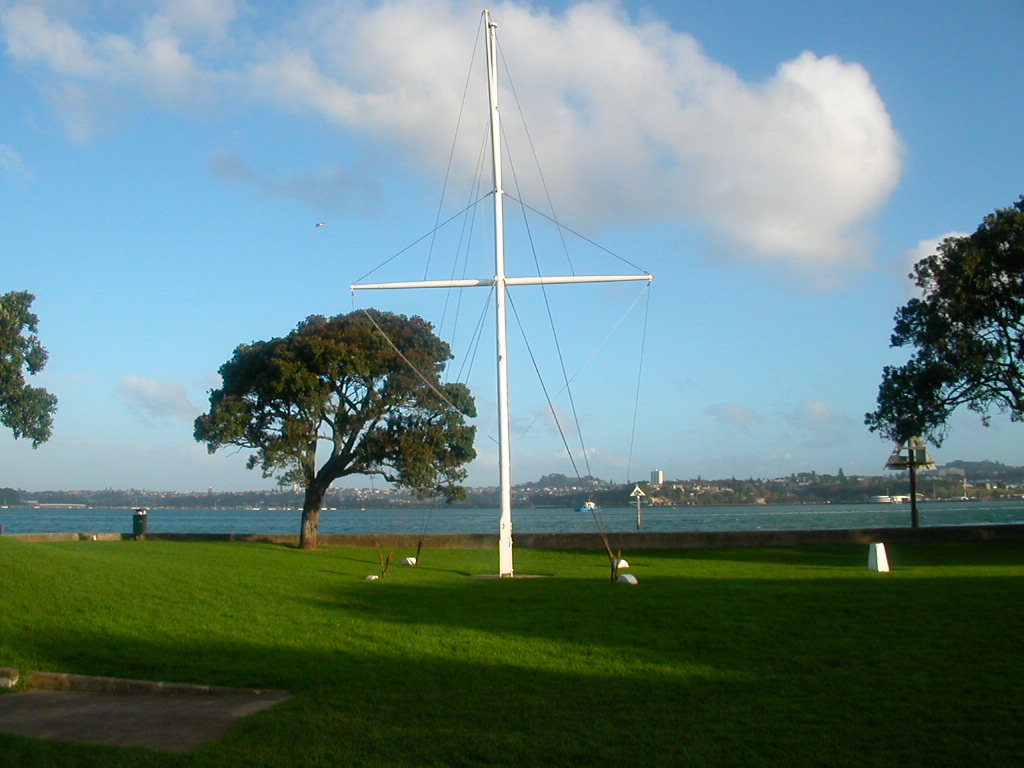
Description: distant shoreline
0,498,1012,512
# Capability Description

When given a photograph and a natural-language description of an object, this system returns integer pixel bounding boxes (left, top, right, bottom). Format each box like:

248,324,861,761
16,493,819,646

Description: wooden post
909,460,919,529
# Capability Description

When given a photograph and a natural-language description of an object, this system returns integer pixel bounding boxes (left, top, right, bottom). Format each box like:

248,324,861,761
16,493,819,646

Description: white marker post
868,542,890,572
630,484,645,531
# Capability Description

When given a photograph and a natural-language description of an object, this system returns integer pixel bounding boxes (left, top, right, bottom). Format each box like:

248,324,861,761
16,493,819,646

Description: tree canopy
0,291,57,447
194,309,476,549
866,196,1024,444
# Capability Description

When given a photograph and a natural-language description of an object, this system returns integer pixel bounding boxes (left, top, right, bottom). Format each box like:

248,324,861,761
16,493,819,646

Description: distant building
651,469,664,485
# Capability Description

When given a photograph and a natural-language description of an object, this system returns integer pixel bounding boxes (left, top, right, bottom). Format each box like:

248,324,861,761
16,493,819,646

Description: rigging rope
625,283,652,485
497,38,577,276
423,22,483,282
501,129,593,478
493,33,651,494
349,14,655,524
506,292,585,481
439,124,490,365
505,194,651,275
453,286,494,385
518,281,650,437
350,195,492,286
354,307,473,418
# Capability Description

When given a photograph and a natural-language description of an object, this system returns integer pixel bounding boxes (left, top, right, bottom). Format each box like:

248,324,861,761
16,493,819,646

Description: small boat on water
870,495,910,503
575,500,601,512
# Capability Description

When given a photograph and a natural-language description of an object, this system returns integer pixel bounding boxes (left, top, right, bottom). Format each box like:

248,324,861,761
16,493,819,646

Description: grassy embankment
0,537,1022,767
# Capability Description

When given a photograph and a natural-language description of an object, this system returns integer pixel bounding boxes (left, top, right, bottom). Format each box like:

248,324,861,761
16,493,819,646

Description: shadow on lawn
4,539,1024,766
4,566,1024,766
0,623,765,768
616,538,1024,569
617,545,866,568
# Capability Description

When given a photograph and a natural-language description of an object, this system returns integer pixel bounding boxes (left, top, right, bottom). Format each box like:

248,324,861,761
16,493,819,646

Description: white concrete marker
402,557,417,566
868,542,890,572
616,573,639,585
364,575,379,581
0,668,19,689
614,558,630,569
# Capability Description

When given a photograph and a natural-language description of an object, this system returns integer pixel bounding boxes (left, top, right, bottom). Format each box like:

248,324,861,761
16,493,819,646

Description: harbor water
2,500,1024,536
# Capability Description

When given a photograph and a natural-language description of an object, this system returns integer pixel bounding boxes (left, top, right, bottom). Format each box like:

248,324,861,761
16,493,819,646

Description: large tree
866,196,1024,444
195,310,476,549
1,291,57,447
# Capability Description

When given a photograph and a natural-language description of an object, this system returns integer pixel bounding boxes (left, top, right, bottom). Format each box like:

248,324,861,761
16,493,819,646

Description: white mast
350,10,651,577
486,10,515,578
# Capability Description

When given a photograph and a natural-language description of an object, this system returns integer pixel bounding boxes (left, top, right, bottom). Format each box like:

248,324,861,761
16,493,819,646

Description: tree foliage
0,291,57,447
866,196,1024,444
195,309,477,549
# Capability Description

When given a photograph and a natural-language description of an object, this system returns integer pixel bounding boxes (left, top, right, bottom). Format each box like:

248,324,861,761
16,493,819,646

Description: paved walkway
0,671,292,752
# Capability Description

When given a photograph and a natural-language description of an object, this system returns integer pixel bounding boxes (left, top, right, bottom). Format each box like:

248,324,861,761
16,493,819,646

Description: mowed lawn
0,536,1021,767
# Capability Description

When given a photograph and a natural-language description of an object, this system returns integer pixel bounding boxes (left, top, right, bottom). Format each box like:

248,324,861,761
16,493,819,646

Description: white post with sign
630,484,645,531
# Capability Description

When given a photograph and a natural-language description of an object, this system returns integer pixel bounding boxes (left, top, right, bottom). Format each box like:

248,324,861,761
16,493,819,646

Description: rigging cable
497,60,592,477
439,123,490,369
453,285,495,386
497,38,577,276
423,17,483,281
505,195,651,275
517,281,650,436
350,195,491,287
506,292,584,481
501,137,593,478
354,307,474,419
625,282,652,485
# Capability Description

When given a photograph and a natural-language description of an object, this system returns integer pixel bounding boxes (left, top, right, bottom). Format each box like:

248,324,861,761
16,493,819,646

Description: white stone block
868,542,890,572
614,558,630,569
402,556,417,566
616,573,639,585
364,574,379,581
0,668,19,688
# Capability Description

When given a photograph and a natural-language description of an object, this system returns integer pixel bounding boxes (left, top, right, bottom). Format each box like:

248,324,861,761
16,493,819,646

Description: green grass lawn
1,537,1022,767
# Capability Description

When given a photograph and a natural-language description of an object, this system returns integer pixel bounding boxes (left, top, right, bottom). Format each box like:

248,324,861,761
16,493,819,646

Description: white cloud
247,1,901,283
705,403,762,431
2,0,901,281
2,4,99,77
0,143,27,176
144,0,237,43
784,399,847,429
1,0,226,139
119,376,197,422
901,231,967,297
781,399,852,448
208,150,380,214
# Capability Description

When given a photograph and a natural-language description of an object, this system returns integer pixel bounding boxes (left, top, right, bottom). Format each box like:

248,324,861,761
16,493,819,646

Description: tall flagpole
350,10,651,577
485,11,515,577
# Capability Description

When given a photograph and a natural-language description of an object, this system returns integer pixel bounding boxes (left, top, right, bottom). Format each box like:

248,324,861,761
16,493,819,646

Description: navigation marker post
630,484,645,531
883,437,936,528
350,11,652,577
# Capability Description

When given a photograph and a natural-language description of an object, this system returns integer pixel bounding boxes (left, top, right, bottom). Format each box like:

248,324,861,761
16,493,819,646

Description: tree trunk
299,483,328,550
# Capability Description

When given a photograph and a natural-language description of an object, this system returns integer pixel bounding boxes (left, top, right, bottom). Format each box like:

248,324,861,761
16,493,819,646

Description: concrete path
0,671,292,753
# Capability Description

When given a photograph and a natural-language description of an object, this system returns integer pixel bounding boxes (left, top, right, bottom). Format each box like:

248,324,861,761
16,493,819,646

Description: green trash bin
132,508,148,539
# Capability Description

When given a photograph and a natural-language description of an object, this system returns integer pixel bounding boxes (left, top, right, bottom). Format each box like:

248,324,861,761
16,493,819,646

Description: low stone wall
6,524,1024,549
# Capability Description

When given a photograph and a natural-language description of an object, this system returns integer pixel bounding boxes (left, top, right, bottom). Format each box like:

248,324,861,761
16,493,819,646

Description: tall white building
651,469,664,485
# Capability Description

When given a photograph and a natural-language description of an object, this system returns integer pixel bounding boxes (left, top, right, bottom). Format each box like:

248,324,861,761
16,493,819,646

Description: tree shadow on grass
5,585,1022,768
0,624,762,768
610,539,1024,569
3,541,1023,767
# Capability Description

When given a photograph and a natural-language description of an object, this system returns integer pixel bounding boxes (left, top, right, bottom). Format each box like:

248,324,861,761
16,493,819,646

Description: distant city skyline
8,456,1020,496
2,0,1022,492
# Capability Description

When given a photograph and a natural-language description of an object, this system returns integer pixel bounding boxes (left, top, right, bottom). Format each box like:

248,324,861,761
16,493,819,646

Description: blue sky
2,0,1022,492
